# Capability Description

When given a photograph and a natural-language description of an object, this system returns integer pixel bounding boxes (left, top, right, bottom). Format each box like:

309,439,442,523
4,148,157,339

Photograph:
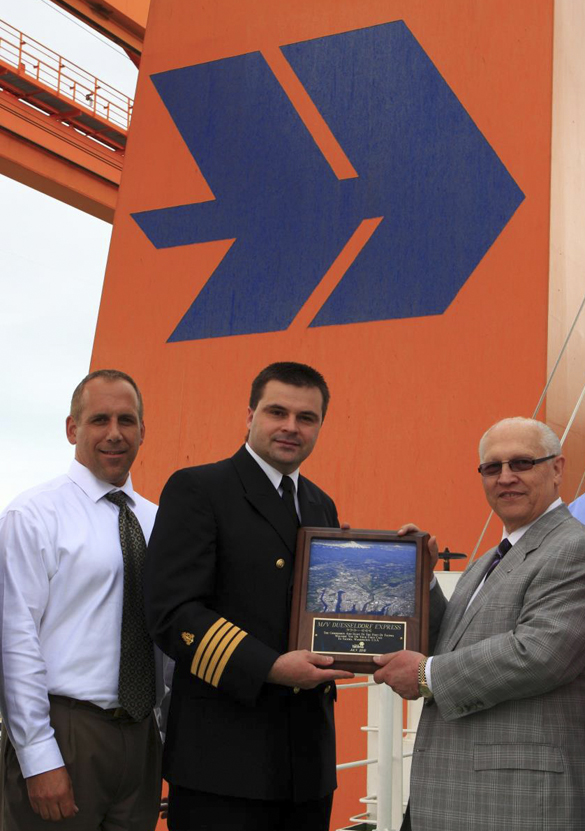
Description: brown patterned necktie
106,490,156,721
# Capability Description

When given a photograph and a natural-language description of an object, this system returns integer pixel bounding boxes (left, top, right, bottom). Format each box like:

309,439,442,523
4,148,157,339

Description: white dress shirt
463,496,564,611
245,443,301,518
0,460,158,779
569,493,585,524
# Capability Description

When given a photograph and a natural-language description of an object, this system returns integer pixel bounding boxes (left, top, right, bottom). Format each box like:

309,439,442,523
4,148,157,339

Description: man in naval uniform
145,361,352,831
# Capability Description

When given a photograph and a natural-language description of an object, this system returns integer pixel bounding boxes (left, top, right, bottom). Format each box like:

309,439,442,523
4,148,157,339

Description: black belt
48,694,143,722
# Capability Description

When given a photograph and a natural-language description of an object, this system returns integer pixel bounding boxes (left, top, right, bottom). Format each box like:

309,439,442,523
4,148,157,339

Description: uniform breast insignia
181,632,195,646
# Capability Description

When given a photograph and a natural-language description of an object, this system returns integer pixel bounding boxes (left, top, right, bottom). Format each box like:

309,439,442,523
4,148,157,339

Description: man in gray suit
374,417,585,831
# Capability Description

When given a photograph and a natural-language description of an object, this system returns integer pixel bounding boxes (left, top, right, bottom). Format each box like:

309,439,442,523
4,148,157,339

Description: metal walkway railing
334,572,461,831
336,680,405,831
0,18,132,152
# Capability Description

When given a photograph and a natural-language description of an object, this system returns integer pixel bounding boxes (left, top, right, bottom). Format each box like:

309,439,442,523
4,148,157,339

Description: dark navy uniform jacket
144,446,339,801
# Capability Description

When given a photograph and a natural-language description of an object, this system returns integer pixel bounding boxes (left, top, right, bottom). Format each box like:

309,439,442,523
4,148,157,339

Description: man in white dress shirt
0,369,164,830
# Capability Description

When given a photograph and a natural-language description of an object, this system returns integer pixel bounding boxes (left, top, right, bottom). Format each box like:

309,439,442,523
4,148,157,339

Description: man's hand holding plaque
372,650,426,699
267,651,354,688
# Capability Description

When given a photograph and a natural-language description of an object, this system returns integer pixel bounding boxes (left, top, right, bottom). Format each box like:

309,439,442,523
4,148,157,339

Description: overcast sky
0,0,139,507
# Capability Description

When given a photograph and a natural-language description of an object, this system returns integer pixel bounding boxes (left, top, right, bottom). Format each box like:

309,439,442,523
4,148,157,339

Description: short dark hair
70,369,144,421
249,362,330,419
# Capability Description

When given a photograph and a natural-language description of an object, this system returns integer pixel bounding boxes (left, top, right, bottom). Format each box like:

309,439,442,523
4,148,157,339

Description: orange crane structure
0,0,147,221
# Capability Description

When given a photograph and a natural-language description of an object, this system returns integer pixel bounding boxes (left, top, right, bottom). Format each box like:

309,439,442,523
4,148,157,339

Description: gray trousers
0,695,162,831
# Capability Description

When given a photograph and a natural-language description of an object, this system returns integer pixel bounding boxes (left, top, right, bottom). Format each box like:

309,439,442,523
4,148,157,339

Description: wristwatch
417,658,433,700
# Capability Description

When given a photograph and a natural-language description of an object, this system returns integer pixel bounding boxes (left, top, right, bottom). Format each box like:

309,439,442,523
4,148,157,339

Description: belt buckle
113,707,127,719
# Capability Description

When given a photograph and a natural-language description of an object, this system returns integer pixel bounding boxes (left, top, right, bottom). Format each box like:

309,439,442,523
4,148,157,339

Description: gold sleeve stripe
198,621,236,680
203,625,241,684
210,630,248,688
190,617,228,677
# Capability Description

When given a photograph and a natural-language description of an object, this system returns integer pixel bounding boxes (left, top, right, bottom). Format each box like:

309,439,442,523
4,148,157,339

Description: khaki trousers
0,695,162,831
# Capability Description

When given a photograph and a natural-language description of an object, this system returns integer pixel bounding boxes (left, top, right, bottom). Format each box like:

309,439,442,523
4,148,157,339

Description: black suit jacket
144,446,339,801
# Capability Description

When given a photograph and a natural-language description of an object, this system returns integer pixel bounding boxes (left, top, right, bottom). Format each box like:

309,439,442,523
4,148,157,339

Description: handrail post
376,685,403,831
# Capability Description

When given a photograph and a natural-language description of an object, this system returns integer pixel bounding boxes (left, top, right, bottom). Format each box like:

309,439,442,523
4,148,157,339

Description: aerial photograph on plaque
306,538,417,617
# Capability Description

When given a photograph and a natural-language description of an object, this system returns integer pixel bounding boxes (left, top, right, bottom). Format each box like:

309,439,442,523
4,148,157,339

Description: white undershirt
463,497,563,611
0,459,157,778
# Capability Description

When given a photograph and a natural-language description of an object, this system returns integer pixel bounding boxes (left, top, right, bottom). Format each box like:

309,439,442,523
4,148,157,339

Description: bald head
478,418,564,533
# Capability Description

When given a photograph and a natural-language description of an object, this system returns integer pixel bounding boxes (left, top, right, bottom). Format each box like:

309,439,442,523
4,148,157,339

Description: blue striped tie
484,538,512,581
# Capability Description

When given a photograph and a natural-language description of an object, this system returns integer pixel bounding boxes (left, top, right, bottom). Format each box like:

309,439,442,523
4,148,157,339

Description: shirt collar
245,443,300,491
67,458,137,506
504,497,563,547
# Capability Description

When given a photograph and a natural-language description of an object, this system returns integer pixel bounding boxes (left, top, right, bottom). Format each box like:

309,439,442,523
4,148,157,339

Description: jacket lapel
439,504,571,653
298,477,329,527
439,546,525,652
435,555,495,652
231,446,298,553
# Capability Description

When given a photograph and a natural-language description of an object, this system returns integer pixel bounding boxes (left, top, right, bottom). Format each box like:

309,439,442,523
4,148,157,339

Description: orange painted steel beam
0,17,131,221
50,1,149,58
0,88,121,221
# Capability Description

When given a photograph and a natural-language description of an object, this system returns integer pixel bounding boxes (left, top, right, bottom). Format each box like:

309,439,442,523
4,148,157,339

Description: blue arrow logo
133,21,524,341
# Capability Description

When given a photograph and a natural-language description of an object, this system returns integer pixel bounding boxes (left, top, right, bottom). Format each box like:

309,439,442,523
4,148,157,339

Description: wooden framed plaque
289,528,431,674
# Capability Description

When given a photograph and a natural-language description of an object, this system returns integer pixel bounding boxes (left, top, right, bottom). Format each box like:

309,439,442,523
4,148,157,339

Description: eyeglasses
477,454,556,477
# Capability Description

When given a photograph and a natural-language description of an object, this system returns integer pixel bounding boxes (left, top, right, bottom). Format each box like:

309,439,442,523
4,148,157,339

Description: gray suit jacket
410,505,585,831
